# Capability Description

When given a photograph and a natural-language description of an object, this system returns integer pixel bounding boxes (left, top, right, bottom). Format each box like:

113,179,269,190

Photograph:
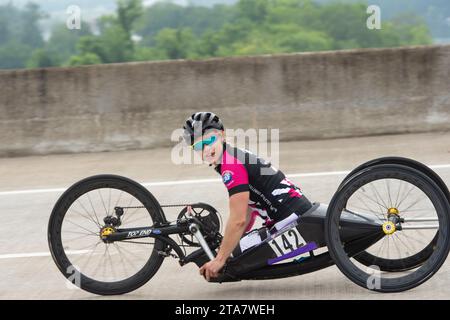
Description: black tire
340,157,444,272
325,164,450,293
48,174,166,295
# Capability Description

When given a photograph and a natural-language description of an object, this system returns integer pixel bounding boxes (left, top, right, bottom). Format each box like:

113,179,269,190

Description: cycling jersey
214,143,312,221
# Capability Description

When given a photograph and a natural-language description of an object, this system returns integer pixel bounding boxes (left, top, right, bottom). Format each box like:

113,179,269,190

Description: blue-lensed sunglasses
191,135,218,151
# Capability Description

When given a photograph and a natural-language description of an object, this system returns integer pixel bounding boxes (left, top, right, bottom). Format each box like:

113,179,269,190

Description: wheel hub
388,207,400,215
383,207,401,235
100,226,116,241
382,221,396,235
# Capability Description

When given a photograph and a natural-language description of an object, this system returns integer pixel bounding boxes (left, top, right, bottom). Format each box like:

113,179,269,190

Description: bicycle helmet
183,112,224,145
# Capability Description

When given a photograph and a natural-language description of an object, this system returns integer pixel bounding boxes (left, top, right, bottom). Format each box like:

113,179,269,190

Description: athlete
182,112,313,281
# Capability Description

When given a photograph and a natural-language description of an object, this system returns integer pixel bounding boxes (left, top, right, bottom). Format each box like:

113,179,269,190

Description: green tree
117,0,143,37
0,2,45,69
68,0,143,65
0,17,8,45
45,24,92,66
133,45,168,61
237,0,270,23
68,53,102,66
19,3,46,49
26,48,58,68
154,28,198,59
0,0,436,70
0,41,32,69
386,14,433,46
271,25,333,52
197,29,223,57
136,3,237,46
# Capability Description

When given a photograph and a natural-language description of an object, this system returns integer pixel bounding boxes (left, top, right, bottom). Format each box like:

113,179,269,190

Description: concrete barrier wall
1,45,449,157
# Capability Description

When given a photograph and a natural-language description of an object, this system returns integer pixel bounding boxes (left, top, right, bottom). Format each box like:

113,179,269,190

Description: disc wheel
325,164,450,292
48,174,166,295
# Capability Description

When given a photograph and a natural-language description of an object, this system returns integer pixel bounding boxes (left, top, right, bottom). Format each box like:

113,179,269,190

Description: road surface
1,132,450,299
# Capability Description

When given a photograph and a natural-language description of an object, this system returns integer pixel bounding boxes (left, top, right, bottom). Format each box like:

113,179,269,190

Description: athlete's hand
199,258,225,281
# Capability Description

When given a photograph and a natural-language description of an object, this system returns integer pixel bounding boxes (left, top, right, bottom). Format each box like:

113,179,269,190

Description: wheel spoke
391,235,403,262
396,184,416,210
72,240,102,265
69,207,101,229
105,244,117,280
114,242,147,261
356,187,388,212
394,180,404,208
63,232,99,244
376,236,387,259
113,243,139,273
348,199,385,224
113,191,124,216
75,199,102,228
122,206,143,224
86,192,102,227
393,233,414,256
98,189,109,217
369,181,389,210
386,179,394,208
400,195,427,213
64,219,99,236
398,231,428,247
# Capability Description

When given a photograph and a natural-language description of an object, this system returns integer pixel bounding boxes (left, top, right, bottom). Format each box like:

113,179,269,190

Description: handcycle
47,156,450,295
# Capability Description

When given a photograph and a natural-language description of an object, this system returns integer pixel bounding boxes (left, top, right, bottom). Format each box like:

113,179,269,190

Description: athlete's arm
200,147,251,281
216,191,250,263
199,191,249,281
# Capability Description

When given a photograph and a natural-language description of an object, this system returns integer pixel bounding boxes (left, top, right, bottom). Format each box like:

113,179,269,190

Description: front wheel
325,164,450,293
48,174,166,295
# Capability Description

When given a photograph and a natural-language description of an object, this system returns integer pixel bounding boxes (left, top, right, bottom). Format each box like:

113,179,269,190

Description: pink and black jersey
214,143,312,221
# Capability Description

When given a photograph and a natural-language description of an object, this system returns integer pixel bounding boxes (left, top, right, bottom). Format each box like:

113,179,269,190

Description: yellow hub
388,207,399,215
101,227,115,239
382,221,396,235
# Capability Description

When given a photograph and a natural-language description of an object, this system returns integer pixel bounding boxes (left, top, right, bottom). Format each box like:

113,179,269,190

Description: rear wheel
354,234,437,272
48,175,166,295
325,164,450,292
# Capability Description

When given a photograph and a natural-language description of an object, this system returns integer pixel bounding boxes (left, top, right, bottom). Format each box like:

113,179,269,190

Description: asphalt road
1,132,450,299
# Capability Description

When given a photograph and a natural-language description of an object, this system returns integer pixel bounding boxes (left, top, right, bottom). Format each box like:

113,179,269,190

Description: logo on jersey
222,170,233,185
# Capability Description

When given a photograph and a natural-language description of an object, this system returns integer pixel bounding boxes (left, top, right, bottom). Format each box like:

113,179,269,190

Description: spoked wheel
48,175,166,295
325,164,450,292
354,235,438,272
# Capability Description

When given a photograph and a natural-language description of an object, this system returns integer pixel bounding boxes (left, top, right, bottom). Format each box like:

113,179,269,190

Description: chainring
177,203,222,246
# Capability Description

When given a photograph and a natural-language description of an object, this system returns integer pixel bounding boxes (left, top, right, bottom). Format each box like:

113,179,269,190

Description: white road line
1,163,449,197
0,187,67,196
288,170,350,178
0,249,91,260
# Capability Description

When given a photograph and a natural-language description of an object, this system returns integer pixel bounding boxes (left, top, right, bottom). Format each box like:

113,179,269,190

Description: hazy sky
0,0,228,18
2,0,448,41
0,0,237,26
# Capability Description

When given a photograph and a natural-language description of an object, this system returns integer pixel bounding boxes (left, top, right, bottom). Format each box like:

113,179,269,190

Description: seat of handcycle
195,204,323,281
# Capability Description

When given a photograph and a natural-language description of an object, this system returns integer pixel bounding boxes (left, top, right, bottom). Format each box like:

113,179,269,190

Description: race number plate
269,227,307,257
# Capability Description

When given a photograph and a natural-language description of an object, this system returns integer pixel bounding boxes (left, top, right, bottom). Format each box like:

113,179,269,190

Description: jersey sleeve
221,162,249,196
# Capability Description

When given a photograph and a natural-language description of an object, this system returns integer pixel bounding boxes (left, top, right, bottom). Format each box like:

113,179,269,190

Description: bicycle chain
119,204,194,209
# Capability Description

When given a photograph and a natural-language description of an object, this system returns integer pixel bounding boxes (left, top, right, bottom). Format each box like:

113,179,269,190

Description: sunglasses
191,135,219,151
